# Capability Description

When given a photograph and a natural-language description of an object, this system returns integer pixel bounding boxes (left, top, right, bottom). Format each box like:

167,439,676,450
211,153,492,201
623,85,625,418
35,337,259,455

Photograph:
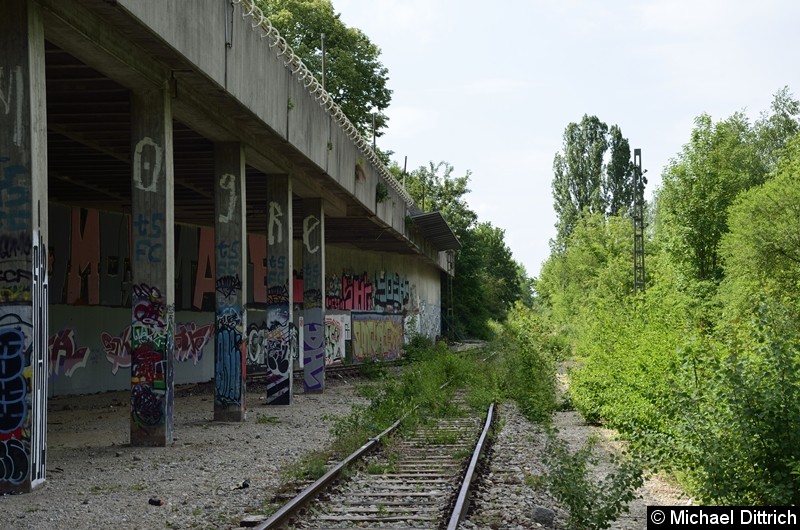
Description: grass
256,414,280,424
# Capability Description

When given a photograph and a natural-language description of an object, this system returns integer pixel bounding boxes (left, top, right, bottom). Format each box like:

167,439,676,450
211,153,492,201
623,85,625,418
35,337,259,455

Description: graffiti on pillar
214,260,244,409
324,314,348,364
30,230,47,485
303,308,325,392
0,66,25,147
373,272,410,312
215,307,243,408
132,212,164,264
267,201,283,245
132,137,163,193
130,283,172,433
103,320,214,374
0,155,32,305
326,273,373,311
351,313,403,364
0,232,31,302
265,286,291,405
303,215,321,254
47,329,90,378
217,173,238,224
0,311,30,486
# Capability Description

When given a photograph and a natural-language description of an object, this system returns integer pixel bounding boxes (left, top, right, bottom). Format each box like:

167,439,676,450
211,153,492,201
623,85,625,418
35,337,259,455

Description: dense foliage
399,161,530,339
537,89,800,504
552,115,635,248
255,0,392,139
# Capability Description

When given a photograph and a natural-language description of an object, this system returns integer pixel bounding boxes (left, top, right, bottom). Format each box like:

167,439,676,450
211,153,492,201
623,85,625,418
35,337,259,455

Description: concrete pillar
302,199,325,393
0,0,48,494
129,85,175,446
265,176,292,405
213,143,246,421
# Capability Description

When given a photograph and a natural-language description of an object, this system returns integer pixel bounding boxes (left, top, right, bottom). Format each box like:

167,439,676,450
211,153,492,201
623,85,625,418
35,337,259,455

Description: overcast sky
332,0,800,277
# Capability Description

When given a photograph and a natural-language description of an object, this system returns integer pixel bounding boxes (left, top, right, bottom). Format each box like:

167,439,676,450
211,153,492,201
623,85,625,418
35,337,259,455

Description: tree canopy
255,0,392,139
401,161,528,338
551,115,635,249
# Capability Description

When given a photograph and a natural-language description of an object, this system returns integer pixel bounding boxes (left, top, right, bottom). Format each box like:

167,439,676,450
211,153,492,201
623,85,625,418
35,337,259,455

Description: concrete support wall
129,86,175,446
213,143,246,421
264,176,293,405
302,199,325,393
0,0,49,494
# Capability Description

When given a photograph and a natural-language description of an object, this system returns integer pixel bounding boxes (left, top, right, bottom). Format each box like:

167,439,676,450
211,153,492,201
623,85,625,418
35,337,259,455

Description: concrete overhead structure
0,0,460,493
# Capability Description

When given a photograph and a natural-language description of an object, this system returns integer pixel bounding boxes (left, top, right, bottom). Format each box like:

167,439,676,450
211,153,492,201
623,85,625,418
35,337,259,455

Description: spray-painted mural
0,311,31,486
129,283,173,439
324,314,349,364
351,313,403,364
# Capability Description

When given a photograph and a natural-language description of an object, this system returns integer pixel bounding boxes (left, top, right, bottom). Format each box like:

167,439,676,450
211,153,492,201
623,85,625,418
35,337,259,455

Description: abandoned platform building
0,0,460,494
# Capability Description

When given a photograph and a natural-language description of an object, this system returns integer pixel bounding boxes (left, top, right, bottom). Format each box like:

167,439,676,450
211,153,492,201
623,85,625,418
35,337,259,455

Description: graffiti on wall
0,312,30,486
324,314,348,364
102,321,214,374
0,232,31,303
373,272,409,311
48,329,90,378
404,302,441,342
326,273,373,311
351,313,403,364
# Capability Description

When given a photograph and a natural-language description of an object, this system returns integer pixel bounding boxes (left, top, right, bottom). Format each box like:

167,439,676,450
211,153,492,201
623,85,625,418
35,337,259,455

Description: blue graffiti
0,326,27,433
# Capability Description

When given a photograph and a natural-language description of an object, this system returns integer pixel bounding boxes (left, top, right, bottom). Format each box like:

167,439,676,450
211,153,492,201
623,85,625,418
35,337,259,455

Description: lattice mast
633,149,646,295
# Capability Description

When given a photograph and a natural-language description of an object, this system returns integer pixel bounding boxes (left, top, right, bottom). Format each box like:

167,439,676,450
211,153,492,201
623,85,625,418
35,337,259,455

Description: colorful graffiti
0,312,29,486
373,272,409,311
48,329,90,378
102,320,214,374
324,314,348,364
351,313,403,363
130,283,173,440
174,322,214,365
265,286,291,404
326,273,373,311
214,275,244,410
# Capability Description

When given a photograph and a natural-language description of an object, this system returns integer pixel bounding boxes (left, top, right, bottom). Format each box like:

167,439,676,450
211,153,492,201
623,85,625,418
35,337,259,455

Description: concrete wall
47,203,442,394
116,0,228,88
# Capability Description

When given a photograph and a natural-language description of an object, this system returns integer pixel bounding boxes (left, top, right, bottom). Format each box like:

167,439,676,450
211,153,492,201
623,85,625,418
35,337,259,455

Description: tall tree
551,115,633,249
404,161,526,338
655,89,800,287
255,0,392,139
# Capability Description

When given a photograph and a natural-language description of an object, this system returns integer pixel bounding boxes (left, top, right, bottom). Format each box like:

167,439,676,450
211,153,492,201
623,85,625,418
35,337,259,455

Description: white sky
332,0,800,277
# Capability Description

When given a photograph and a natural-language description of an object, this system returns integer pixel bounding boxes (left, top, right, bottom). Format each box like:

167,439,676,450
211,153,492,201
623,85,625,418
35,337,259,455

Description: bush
498,303,557,421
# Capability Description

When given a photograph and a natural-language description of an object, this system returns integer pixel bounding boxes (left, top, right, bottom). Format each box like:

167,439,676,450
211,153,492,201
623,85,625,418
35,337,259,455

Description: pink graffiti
174,322,214,365
101,327,132,375
48,329,90,378
103,322,214,373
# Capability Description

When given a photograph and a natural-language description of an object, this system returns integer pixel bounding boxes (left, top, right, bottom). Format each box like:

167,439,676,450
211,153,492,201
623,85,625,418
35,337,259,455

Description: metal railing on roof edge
232,0,416,208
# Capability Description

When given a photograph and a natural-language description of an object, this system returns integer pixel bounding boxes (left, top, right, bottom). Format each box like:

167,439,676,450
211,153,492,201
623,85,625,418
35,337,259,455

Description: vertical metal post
633,149,646,296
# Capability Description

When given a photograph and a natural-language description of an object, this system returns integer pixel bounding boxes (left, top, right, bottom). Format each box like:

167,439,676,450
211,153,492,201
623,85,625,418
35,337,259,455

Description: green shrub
543,433,643,530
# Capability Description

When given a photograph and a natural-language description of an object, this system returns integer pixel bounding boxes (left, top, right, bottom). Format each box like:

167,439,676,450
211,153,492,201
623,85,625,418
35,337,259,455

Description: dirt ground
0,379,367,530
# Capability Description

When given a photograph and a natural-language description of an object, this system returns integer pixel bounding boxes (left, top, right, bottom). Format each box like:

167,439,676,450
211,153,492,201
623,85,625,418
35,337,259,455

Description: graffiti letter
218,174,237,224
267,201,283,245
133,137,163,193
303,215,320,254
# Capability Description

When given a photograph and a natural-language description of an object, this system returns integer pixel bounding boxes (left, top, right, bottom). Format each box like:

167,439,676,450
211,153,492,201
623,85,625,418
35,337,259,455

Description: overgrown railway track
249,393,495,529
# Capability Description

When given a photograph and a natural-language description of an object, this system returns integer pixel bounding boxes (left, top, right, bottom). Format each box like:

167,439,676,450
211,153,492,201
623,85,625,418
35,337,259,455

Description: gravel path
2,362,691,530
1,379,366,530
